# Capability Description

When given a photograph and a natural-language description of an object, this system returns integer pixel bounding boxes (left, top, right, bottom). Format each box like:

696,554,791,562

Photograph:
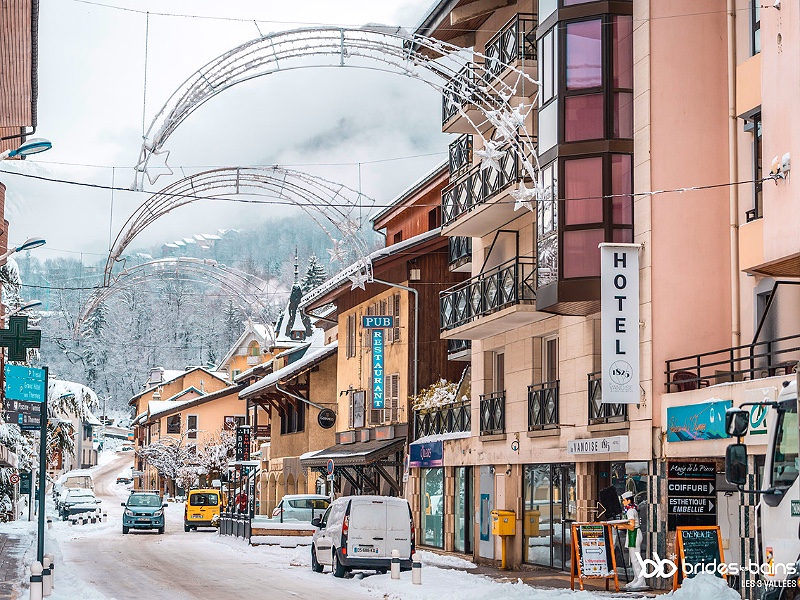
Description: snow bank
669,573,740,600
251,535,313,547
414,550,476,570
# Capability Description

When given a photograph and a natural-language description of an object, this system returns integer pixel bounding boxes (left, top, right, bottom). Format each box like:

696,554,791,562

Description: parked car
117,445,134,453
121,492,167,534
60,489,101,520
184,489,223,531
272,494,330,523
310,495,414,577
54,471,95,510
115,476,133,485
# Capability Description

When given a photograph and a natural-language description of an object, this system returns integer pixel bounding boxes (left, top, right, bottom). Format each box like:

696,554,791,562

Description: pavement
0,531,23,600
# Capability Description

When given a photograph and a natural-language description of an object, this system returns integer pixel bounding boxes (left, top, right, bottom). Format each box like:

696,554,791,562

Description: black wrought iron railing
588,372,628,424
448,236,472,269
440,256,536,331
415,399,471,439
479,391,505,435
447,338,472,356
442,63,477,124
528,381,559,430
449,134,473,179
442,142,531,226
484,13,538,81
665,333,800,392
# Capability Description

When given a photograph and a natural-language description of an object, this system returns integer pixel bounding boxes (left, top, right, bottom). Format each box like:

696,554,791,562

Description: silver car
271,494,330,523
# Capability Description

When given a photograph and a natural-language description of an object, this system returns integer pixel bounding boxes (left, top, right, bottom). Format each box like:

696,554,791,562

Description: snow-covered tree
197,429,236,479
137,431,196,484
176,464,201,491
301,254,327,292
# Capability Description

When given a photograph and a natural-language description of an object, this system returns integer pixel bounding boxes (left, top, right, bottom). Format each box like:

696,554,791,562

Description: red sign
9,473,19,484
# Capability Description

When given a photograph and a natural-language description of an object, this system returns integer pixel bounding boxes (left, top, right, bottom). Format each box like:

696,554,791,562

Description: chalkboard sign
675,526,725,589
570,523,619,592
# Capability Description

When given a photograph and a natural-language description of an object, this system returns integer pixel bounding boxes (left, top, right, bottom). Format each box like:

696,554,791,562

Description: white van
310,495,414,577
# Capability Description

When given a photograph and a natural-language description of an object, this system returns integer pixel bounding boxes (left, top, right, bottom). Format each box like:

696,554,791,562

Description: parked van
184,489,223,531
310,495,414,577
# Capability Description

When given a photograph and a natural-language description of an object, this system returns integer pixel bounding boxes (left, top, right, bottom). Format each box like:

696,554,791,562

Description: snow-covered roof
173,240,186,246
216,320,277,371
147,399,193,418
163,243,179,249
183,237,196,244
84,410,102,427
301,227,441,309
409,431,472,446
164,386,203,402
49,379,99,414
240,340,337,399
131,411,146,425
194,234,206,241
203,233,222,240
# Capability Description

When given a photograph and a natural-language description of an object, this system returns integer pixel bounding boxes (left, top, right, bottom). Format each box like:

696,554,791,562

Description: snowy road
57,454,375,600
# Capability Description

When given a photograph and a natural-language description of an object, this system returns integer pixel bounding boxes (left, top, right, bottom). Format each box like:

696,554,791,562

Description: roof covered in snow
240,340,337,400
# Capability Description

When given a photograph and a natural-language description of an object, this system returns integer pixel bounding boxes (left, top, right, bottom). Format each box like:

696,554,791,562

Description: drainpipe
370,278,418,399
727,0,741,349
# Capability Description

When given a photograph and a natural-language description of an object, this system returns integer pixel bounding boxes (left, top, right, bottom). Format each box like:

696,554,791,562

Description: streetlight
0,238,46,267
4,300,42,320
0,138,52,160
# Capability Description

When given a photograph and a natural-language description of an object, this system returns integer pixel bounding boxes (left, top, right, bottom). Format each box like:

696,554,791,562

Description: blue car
122,492,166,534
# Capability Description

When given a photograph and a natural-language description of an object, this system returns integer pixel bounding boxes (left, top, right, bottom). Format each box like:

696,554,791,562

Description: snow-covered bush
411,379,468,411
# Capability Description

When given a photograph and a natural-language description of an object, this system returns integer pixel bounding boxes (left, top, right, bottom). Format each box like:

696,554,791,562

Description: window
167,415,181,434
612,16,633,139
231,369,240,382
566,20,602,89
371,373,401,424
349,390,365,428
494,352,505,393
224,415,246,431
745,112,763,221
428,207,441,230
544,337,559,383
771,404,798,490
249,342,260,356
394,231,403,244
280,401,305,435
751,0,761,55
346,313,357,358
386,293,401,343
187,415,198,439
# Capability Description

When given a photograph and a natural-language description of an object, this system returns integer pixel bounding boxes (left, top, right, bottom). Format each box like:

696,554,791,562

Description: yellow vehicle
184,489,223,532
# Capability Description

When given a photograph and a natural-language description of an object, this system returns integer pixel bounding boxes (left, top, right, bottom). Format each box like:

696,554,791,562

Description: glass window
751,0,761,55
563,229,603,278
612,229,633,243
454,467,472,554
612,16,633,88
565,94,604,141
537,161,558,237
167,415,181,434
566,19,602,90
539,101,559,153
564,157,603,225
539,29,555,105
540,0,558,21
771,405,798,490
421,468,444,548
611,154,633,224
187,415,198,439
613,92,633,139
523,465,551,565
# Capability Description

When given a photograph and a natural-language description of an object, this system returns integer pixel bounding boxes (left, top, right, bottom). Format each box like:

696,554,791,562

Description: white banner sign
600,243,640,404
568,435,629,455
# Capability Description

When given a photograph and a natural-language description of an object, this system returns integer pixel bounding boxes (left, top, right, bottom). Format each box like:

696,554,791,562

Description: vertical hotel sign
600,243,640,404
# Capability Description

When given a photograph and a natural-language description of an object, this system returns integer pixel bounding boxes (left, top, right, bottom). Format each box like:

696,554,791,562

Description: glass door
454,467,473,553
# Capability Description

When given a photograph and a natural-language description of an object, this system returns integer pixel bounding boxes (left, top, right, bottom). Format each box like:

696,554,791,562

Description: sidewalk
0,531,23,600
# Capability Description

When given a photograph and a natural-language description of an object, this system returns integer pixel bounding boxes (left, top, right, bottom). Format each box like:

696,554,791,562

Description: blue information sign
372,329,384,409
362,315,394,329
4,365,47,403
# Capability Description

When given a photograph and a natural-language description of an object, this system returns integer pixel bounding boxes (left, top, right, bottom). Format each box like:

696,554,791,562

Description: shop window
454,467,473,554
421,468,444,548
523,463,577,569
167,415,181,434
187,415,198,439
751,0,761,55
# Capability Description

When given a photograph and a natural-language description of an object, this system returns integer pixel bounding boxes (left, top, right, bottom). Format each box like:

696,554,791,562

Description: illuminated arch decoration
133,26,541,201
77,258,280,337
105,166,374,286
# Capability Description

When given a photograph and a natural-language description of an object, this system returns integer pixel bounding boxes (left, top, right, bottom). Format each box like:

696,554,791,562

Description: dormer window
290,330,305,341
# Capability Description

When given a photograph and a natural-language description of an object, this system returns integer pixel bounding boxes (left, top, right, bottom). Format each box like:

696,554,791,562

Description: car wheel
158,526,165,534
122,526,129,534
377,569,387,575
184,523,190,532
311,546,323,573
332,548,346,578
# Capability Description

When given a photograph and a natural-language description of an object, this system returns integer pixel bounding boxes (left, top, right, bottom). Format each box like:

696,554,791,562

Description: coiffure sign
600,243,640,405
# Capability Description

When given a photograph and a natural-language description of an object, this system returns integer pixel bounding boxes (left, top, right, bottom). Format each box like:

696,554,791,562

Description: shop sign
235,426,251,461
600,244,640,405
362,316,393,328
667,461,716,530
666,400,731,442
567,436,629,455
667,461,715,479
577,524,611,577
409,440,443,468
317,408,336,429
372,329,384,409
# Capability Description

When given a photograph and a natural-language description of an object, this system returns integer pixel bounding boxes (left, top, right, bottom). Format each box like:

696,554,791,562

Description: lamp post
0,239,46,268
0,138,52,160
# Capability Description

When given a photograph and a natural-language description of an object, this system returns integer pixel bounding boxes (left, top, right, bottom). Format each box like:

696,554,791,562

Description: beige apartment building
410,0,797,590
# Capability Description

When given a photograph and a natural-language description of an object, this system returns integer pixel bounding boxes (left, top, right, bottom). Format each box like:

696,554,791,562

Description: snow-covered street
0,452,742,600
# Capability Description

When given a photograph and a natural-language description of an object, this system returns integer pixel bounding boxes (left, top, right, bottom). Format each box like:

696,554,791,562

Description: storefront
522,463,576,570
411,438,444,548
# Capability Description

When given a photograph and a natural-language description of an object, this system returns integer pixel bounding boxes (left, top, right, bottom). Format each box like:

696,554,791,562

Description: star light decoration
349,259,372,291
510,181,536,212
475,141,505,172
134,145,174,189
326,239,348,263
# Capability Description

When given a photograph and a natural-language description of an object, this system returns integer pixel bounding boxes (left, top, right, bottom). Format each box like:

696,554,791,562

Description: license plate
192,515,203,518
354,546,379,554
136,518,151,523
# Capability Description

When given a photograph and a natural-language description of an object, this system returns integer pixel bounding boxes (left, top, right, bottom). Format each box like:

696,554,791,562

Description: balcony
587,372,628,425
479,391,505,435
442,62,488,135
449,134,472,181
528,381,559,430
440,256,544,339
246,355,261,365
665,333,800,392
441,143,531,238
448,236,472,272
483,13,538,89
447,338,472,361
414,399,471,439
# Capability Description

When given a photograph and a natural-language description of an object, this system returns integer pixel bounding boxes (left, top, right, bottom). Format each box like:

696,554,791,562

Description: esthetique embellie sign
600,243,640,404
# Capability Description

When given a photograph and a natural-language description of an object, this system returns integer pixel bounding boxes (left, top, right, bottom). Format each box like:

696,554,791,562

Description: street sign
362,315,394,329
4,365,47,403
667,480,716,497
326,459,334,476
0,316,42,362
3,397,42,429
19,472,31,495
9,473,19,485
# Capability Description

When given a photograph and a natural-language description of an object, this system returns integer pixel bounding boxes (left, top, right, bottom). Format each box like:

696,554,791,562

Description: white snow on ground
5,450,742,600
250,535,313,547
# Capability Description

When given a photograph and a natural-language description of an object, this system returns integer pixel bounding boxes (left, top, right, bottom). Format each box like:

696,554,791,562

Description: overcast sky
0,0,447,264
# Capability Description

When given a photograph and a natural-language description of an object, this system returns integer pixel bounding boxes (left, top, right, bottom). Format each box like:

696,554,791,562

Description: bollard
102,511,107,523
391,549,400,579
46,518,52,530
29,561,43,600
411,552,422,585
43,554,54,590
42,557,52,597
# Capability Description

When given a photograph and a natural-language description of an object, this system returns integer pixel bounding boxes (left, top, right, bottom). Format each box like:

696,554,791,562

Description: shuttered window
370,373,400,424
346,313,357,358
386,293,401,343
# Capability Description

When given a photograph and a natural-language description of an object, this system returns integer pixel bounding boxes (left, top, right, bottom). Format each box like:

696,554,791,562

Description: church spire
294,248,299,284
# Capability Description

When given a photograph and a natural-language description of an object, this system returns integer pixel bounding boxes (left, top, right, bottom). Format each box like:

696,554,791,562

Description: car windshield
189,493,218,506
771,403,799,489
127,495,161,507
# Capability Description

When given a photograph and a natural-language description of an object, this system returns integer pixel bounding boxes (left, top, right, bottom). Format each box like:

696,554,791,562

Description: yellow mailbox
491,509,516,537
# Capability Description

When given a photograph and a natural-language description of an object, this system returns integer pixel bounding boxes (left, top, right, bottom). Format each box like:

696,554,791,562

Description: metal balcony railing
587,372,628,424
479,391,505,435
528,381,559,430
448,236,472,268
414,400,471,439
442,63,477,125
440,256,536,331
447,338,472,356
484,13,538,81
665,332,800,392
449,134,473,180
442,143,529,226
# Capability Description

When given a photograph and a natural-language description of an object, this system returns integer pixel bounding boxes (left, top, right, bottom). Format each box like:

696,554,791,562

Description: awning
301,437,405,467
